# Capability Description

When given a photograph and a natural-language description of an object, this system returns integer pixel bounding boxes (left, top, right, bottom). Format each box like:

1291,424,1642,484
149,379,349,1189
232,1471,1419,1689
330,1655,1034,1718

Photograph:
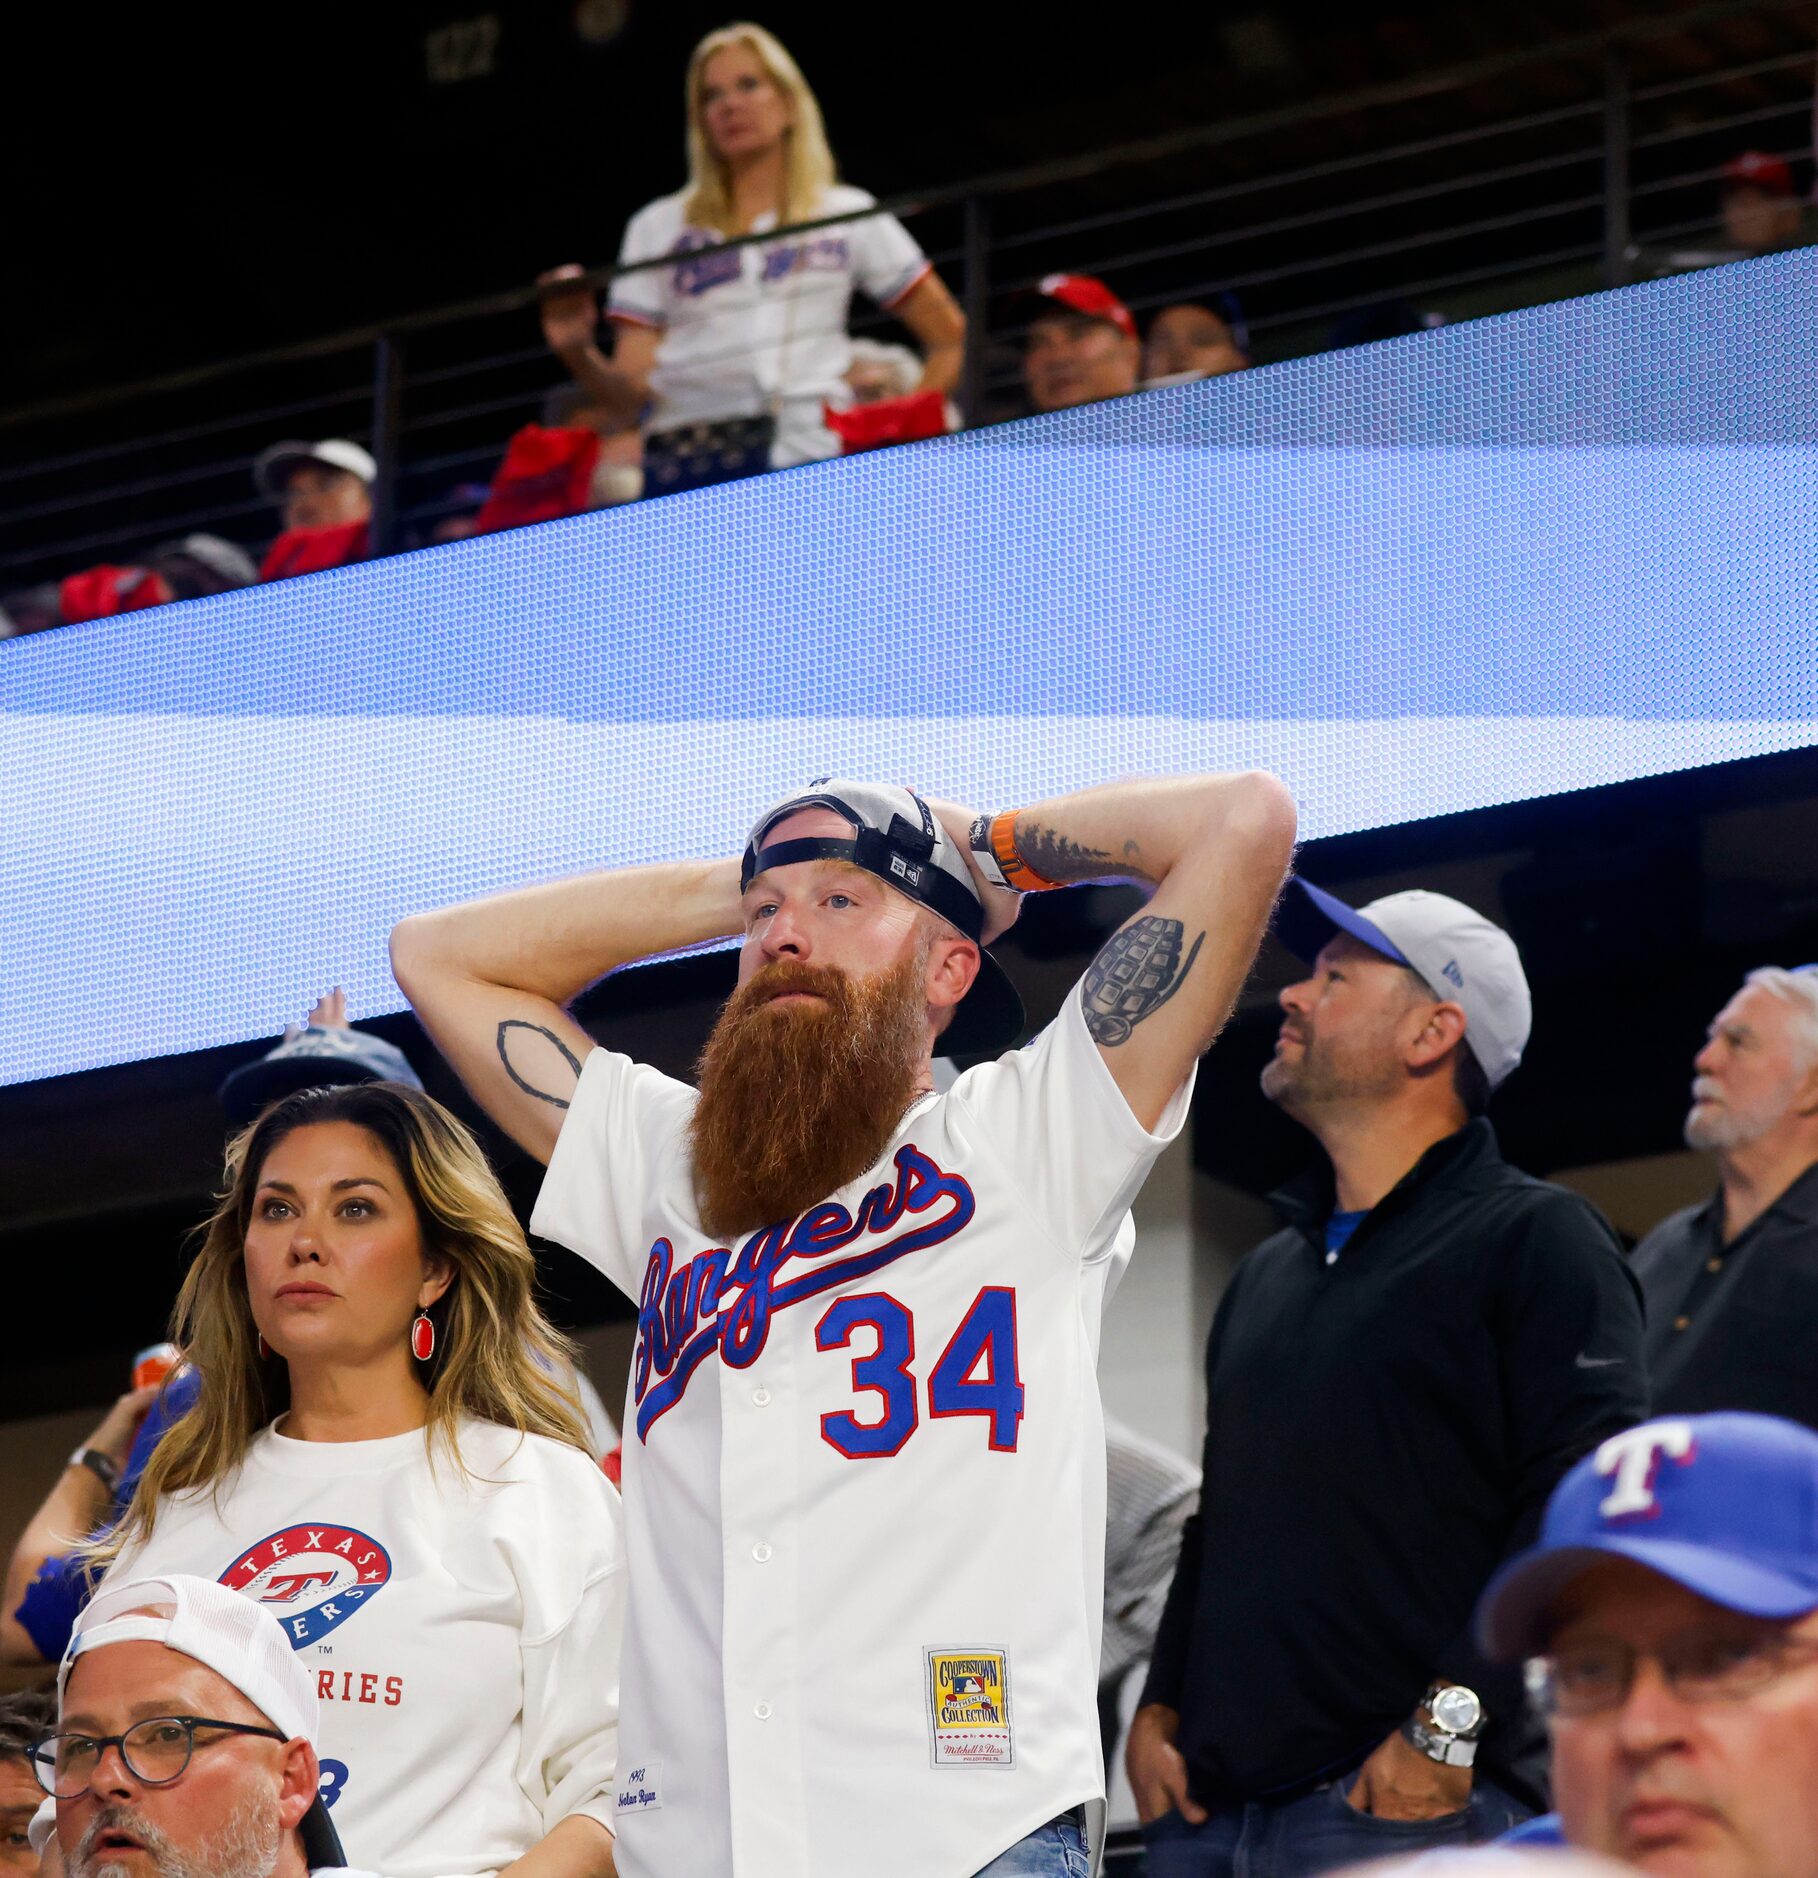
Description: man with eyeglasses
1632,966,1818,1432
31,1573,366,1878
1477,1410,1818,1872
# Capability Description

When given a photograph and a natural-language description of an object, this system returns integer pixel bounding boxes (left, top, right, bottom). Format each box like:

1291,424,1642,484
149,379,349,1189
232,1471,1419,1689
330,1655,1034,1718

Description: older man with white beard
28,1574,363,1878
392,770,1297,1878
1632,965,1818,1429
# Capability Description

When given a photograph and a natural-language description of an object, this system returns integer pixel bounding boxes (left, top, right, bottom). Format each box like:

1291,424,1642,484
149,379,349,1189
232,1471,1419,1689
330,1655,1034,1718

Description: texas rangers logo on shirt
633,1141,977,1441
220,1524,392,1648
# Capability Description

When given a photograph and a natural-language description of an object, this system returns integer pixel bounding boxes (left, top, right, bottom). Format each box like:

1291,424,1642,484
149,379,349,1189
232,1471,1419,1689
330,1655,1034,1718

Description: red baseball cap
1721,150,1796,197
1027,273,1138,341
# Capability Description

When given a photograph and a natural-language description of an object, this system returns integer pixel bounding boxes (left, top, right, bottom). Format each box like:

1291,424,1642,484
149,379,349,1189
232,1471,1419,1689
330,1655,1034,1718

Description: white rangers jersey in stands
608,183,932,467
531,989,1194,1877
111,1419,626,1878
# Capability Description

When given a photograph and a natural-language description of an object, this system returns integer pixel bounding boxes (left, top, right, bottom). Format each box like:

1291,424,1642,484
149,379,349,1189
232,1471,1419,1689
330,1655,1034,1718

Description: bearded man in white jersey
391,771,1296,1878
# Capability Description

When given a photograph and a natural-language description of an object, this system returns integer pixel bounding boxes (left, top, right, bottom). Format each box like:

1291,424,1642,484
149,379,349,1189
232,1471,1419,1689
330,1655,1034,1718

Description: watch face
1431,1685,1484,1735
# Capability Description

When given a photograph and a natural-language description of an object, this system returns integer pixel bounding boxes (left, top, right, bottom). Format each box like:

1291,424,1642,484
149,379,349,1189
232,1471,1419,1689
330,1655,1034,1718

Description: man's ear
1406,1000,1469,1074
276,1739,318,1833
1791,1055,1818,1120
927,936,981,1019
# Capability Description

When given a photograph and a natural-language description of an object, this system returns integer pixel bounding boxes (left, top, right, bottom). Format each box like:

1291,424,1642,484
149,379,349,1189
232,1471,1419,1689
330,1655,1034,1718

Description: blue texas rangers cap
741,778,1026,1057
1477,1412,1818,1662
1275,879,1532,1090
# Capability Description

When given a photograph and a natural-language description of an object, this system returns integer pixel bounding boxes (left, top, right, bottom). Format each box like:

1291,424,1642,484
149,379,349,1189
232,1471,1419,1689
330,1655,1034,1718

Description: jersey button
754,1701,773,1721
752,1541,773,1563
1674,1314,1691,1332
752,1387,772,1407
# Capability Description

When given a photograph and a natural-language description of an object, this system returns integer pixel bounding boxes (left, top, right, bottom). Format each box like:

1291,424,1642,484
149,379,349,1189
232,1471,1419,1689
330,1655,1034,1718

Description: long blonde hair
682,23,837,236
92,1081,592,1571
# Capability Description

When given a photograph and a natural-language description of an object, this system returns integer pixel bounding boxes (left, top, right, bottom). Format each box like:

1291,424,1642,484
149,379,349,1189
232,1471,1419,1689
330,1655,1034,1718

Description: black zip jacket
1141,1120,1647,1808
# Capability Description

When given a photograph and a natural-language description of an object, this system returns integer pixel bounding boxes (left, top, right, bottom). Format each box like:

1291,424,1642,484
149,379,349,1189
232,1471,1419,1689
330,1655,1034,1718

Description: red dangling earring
258,1333,272,1360
411,1312,436,1362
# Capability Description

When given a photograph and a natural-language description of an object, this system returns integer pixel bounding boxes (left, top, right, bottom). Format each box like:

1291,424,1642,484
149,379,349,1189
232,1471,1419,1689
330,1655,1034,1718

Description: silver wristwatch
1401,1682,1486,1767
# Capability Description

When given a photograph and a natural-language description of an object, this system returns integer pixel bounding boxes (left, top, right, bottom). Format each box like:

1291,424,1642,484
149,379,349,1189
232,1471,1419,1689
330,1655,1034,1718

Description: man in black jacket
1129,882,1647,1876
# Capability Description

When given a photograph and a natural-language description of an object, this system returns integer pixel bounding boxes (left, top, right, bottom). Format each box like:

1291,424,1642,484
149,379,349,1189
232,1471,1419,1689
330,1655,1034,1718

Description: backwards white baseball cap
59,1573,342,1866
253,438,378,502
1276,881,1532,1090
742,778,1026,1056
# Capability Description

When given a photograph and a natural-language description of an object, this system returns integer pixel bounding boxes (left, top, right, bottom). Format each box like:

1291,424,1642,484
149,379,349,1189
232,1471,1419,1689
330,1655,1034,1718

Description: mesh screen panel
3,252,1815,1085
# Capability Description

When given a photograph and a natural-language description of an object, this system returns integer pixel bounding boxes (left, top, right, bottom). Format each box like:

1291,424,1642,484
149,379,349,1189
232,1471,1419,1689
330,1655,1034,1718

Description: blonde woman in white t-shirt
90,1082,626,1878
539,21,965,481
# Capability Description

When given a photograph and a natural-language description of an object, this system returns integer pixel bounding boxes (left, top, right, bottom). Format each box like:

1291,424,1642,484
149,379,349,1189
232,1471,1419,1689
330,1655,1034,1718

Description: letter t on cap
1596,1421,1697,1519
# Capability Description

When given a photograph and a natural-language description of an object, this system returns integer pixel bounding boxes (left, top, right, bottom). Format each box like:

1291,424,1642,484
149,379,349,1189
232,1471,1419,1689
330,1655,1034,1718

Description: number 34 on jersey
816,1285,1024,1459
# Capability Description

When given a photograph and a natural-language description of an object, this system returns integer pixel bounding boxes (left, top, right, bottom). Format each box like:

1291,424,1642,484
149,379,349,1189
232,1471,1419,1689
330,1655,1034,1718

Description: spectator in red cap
1022,273,1142,414
1646,151,1810,278
1719,150,1807,257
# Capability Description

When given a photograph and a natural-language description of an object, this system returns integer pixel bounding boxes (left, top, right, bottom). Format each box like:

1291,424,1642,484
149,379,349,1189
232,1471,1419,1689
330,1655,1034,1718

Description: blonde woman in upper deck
538,22,965,483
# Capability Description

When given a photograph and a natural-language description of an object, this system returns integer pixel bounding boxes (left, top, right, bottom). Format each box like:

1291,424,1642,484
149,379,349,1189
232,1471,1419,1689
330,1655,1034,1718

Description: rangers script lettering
634,1142,976,1440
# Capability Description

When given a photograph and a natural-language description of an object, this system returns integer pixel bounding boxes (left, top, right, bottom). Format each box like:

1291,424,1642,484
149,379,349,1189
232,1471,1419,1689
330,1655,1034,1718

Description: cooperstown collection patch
925,1648,1014,1767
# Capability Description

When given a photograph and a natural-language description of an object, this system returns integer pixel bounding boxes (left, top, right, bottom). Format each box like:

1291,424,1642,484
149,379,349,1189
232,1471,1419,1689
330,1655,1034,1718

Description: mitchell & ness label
220,1524,393,1647
925,1648,1014,1767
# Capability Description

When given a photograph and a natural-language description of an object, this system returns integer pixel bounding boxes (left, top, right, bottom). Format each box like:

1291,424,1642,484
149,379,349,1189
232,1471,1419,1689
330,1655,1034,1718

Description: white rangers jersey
531,987,1193,1877
608,182,932,468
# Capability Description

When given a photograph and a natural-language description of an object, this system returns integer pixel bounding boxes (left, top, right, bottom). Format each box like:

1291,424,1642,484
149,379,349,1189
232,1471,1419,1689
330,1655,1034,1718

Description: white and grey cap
60,1573,344,1868
742,778,1026,1055
1277,881,1532,1089
253,439,378,503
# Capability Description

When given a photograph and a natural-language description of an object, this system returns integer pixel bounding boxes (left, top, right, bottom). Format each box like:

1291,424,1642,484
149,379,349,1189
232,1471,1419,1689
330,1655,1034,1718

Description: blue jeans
1142,1775,1529,1877
973,1812,1091,1876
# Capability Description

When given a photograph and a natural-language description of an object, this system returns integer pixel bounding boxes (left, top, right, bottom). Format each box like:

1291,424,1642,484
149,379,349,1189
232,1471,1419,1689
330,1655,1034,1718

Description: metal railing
1,0,1812,600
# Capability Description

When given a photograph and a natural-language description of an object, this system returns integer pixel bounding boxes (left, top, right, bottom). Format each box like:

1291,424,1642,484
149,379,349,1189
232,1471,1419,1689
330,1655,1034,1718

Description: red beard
689,946,930,1239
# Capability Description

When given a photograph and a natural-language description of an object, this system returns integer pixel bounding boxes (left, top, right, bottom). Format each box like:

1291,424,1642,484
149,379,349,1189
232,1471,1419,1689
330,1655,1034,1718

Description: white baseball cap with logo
1276,881,1532,1089
253,439,379,503
58,1572,344,1867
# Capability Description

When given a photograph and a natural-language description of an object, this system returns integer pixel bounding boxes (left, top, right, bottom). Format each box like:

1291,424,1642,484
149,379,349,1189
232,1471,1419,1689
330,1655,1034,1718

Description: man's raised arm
389,859,743,1161
987,773,1296,1131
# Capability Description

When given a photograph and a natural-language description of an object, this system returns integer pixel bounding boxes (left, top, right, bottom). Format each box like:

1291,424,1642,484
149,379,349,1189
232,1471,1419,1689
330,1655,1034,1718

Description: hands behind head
923,797,1023,947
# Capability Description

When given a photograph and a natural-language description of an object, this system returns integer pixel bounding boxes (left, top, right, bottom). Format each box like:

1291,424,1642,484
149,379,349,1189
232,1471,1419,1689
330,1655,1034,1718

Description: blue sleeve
15,1554,90,1663
12,1367,201,1662
122,1366,201,1495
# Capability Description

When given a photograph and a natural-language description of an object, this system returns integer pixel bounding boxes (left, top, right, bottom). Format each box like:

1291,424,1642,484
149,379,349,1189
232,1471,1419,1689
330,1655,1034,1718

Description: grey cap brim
1477,1534,1818,1663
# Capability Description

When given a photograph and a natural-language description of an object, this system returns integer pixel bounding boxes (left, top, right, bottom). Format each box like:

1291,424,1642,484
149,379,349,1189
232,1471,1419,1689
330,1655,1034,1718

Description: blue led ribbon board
4,252,1816,1086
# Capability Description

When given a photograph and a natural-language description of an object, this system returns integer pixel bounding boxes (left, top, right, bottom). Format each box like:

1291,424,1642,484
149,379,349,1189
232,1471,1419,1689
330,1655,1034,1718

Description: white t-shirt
110,1419,625,1878
530,988,1194,1878
608,182,932,468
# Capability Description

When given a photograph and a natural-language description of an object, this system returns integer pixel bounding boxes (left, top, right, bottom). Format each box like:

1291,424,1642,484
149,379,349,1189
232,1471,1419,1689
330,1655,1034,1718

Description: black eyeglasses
28,1717,286,1798
1526,1630,1818,1719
